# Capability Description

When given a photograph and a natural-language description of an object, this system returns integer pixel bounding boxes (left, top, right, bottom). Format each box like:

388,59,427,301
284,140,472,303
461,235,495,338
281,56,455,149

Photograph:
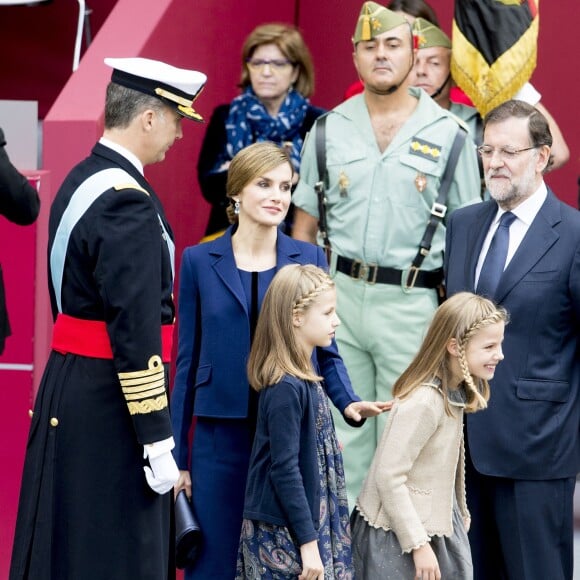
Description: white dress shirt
99,137,144,175
475,182,547,286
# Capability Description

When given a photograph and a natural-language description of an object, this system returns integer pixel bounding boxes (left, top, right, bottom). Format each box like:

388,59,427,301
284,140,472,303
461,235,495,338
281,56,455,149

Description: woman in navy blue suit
171,142,388,578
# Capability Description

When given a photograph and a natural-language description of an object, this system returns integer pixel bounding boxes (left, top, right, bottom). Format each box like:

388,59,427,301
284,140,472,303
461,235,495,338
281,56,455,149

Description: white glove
143,450,179,494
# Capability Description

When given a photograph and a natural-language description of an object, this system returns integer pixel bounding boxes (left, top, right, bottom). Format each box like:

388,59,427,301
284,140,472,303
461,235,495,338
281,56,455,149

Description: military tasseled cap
412,18,452,49
353,1,408,43
104,57,207,122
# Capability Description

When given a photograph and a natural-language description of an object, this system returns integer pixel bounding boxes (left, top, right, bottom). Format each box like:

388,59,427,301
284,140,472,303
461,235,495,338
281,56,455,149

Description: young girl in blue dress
351,292,507,580
236,264,360,579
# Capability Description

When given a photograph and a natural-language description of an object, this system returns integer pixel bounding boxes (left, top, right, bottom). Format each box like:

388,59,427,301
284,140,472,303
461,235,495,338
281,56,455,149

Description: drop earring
234,200,240,215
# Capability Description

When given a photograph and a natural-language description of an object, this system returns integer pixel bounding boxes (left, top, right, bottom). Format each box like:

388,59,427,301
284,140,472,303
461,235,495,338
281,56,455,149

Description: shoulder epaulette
114,183,150,196
444,110,470,133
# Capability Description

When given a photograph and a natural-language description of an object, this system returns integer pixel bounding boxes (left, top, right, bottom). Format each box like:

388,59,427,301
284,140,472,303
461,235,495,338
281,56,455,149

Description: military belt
336,255,443,289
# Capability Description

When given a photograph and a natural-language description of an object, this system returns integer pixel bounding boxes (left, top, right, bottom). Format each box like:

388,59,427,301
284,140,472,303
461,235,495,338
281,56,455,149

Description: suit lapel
210,229,248,314
495,191,561,302
209,230,304,313
275,231,303,270
465,202,497,291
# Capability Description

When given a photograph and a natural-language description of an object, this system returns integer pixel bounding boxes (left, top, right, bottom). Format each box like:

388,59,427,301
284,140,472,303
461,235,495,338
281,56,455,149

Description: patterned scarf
221,87,309,171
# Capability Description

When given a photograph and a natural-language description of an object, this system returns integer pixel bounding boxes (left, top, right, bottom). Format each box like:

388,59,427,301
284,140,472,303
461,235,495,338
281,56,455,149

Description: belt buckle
350,259,362,279
403,266,420,291
431,202,447,218
350,260,378,284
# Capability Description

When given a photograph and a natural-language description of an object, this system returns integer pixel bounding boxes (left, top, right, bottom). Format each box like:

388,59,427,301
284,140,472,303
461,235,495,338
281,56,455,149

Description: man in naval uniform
10,57,206,580
292,1,480,506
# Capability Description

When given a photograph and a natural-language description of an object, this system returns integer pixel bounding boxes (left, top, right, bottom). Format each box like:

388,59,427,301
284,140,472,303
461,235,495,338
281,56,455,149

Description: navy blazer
243,375,322,546
445,190,580,480
171,227,360,469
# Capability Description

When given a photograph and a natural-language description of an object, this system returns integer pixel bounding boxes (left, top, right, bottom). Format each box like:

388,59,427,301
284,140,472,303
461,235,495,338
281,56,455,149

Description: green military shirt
293,88,481,271
449,101,482,144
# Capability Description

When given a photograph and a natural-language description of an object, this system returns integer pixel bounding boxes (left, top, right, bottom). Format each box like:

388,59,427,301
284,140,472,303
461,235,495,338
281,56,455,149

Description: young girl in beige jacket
351,292,508,580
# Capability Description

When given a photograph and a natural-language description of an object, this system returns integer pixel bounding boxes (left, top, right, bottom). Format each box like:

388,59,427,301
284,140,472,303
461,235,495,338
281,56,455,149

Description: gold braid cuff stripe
119,355,166,402
124,386,167,401
118,355,163,380
121,376,165,392
127,394,169,415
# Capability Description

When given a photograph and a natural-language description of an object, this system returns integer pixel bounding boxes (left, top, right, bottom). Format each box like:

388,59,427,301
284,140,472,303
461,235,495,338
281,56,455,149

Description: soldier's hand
344,400,393,421
144,451,179,494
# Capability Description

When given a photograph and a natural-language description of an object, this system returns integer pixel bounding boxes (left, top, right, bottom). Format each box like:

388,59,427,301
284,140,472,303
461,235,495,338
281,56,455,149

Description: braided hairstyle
454,304,507,412
393,292,508,415
247,264,335,391
292,276,334,318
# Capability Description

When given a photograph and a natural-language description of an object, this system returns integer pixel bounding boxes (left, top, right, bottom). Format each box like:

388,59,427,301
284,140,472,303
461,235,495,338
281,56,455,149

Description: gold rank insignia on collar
409,137,442,161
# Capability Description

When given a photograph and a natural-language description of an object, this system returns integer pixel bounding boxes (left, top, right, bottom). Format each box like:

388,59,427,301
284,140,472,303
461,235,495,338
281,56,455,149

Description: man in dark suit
445,99,580,580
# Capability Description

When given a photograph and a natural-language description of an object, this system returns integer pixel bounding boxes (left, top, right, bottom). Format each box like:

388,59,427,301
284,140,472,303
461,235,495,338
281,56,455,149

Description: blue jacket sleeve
312,246,364,426
171,249,200,469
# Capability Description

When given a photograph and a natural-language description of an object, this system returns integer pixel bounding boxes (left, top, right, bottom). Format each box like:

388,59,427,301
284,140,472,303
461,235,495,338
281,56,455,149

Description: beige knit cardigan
355,382,470,553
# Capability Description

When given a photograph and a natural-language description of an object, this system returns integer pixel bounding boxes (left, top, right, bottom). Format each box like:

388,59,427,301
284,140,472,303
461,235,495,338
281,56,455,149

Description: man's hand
292,208,318,244
143,451,179,494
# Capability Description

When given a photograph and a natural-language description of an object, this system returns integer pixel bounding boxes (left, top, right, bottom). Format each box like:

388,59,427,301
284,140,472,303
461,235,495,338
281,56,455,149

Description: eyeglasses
246,58,294,72
477,145,539,160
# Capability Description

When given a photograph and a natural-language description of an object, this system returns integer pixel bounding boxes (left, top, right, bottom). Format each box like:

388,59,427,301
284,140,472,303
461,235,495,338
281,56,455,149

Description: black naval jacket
47,142,175,444
10,141,176,580
0,127,40,353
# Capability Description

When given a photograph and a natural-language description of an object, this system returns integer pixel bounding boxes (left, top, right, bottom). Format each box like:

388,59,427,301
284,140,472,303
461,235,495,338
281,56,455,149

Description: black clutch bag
175,490,202,569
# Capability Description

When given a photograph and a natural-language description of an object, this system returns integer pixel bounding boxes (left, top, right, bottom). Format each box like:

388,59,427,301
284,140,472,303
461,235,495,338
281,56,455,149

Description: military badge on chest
414,173,427,193
338,170,350,198
409,136,443,194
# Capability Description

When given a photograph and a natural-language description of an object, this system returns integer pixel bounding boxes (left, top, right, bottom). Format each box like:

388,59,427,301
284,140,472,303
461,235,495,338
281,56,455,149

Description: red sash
51,313,174,362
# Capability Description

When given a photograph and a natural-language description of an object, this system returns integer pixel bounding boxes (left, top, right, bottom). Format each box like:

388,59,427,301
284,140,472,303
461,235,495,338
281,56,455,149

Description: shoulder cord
407,126,468,294
314,116,330,262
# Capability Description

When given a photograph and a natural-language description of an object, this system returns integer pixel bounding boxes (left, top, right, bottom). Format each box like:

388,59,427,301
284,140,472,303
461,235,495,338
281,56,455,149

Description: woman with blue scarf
198,23,325,237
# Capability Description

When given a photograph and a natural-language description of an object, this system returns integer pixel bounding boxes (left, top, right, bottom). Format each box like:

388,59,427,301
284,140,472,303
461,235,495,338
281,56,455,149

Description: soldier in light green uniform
449,101,480,139
410,17,569,169
292,1,481,507
412,17,481,138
